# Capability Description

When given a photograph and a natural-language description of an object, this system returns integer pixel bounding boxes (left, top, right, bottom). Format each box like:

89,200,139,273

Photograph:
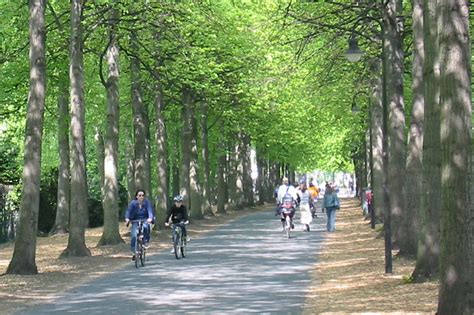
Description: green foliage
2,0,379,229
0,135,21,185
402,274,415,284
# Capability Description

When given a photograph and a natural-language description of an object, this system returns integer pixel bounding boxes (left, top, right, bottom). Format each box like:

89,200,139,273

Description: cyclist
276,177,298,229
164,195,190,252
124,189,154,260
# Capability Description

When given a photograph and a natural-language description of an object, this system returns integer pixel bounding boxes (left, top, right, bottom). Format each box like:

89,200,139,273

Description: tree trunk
46,0,70,236
243,134,255,207
125,133,134,202
386,0,407,252
96,128,105,199
180,86,192,211
235,137,245,209
6,0,46,274
98,11,122,245
412,0,440,282
130,31,151,197
200,101,213,216
216,122,227,214
189,98,203,220
404,0,425,257
51,78,70,235
437,0,472,313
227,142,238,211
153,81,168,225
371,71,386,221
255,148,265,206
62,0,90,258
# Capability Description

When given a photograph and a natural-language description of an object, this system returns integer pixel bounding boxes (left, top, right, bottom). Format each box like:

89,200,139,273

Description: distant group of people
275,177,340,233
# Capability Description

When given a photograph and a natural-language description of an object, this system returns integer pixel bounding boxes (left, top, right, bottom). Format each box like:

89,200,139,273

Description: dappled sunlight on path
18,209,327,314
303,198,437,314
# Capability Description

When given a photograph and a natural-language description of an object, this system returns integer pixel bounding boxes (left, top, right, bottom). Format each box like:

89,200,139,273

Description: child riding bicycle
164,195,190,252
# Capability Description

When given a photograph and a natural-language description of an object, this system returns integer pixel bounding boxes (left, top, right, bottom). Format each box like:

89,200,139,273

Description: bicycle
128,219,147,268
281,208,293,239
278,196,295,239
166,220,188,259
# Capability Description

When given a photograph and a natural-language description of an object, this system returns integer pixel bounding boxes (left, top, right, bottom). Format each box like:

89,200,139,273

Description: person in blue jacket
322,183,340,232
125,189,154,260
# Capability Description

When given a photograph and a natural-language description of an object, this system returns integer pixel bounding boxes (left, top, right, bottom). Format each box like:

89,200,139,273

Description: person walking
322,184,340,232
296,181,313,231
308,183,319,217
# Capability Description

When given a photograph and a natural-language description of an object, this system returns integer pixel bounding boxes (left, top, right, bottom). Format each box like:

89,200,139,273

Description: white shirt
297,189,312,206
277,184,298,204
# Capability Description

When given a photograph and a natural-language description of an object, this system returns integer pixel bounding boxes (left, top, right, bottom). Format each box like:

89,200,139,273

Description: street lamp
345,33,393,274
344,34,364,62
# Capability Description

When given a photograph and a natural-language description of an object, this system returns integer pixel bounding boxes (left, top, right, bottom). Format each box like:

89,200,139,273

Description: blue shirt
125,199,154,221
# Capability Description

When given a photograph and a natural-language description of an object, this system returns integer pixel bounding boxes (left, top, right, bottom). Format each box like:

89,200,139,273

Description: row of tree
4,0,470,312
283,0,473,313
1,1,359,274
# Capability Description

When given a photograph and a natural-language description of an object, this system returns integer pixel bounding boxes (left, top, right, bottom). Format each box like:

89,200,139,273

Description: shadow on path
18,209,327,314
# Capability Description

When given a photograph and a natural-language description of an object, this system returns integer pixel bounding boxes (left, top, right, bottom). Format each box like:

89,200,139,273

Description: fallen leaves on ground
303,198,438,314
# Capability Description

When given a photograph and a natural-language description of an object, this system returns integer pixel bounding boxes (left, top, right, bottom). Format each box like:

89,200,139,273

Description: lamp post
345,34,393,274
344,34,364,62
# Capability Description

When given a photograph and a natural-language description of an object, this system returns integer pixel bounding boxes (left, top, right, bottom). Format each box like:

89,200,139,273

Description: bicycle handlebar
165,220,189,228
126,219,149,227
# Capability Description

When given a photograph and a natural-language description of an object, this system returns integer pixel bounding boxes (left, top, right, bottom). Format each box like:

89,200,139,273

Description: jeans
326,207,337,232
130,222,150,252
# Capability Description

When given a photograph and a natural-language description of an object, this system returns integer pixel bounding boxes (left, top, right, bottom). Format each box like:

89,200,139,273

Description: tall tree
404,0,425,257
130,30,151,197
189,97,204,219
385,0,407,253
370,64,384,222
227,141,239,211
180,86,192,210
200,101,213,216
241,133,254,207
437,0,472,313
412,0,441,281
98,3,122,245
62,0,90,257
216,121,228,214
48,2,70,236
6,0,46,275
153,78,168,225
51,78,70,235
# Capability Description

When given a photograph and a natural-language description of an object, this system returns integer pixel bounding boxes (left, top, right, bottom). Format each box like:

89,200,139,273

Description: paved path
18,209,326,314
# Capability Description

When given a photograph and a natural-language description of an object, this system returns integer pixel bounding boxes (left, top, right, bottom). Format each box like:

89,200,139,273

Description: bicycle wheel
286,216,291,239
134,243,140,269
140,246,145,267
173,227,180,260
180,236,186,258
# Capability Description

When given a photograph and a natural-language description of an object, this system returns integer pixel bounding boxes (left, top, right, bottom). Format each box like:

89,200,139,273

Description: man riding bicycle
164,195,190,252
125,189,154,260
275,177,298,229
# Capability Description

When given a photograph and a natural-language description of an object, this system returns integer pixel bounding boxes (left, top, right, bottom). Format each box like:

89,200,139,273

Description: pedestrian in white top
296,181,313,231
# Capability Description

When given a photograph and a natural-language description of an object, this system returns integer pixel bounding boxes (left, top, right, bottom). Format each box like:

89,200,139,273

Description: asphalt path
18,208,327,315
